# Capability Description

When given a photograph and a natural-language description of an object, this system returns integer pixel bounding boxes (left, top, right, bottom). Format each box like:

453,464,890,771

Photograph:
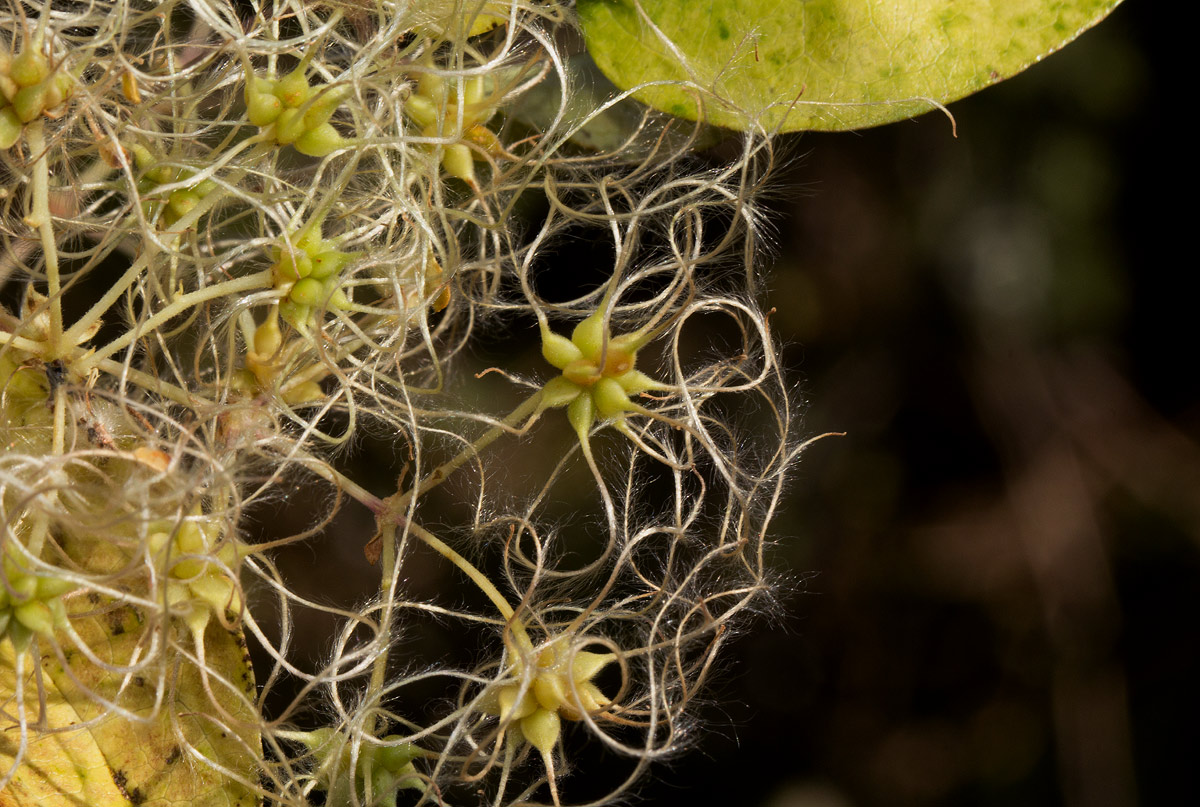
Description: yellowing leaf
420,1,510,38
1,601,260,807
577,0,1123,132
0,642,128,806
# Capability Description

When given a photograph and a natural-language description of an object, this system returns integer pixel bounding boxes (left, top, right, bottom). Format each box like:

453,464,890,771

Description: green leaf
577,0,1123,132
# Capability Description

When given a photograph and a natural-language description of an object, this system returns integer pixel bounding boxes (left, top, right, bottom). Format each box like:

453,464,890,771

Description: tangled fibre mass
0,2,800,806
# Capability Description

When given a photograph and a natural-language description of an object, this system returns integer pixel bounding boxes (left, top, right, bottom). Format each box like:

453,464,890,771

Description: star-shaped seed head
487,636,616,756
539,309,667,445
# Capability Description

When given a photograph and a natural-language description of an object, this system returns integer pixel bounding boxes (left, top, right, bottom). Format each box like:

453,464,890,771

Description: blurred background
260,2,1193,805
626,2,1197,806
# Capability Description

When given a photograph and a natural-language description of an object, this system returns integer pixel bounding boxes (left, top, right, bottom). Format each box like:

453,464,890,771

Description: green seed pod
171,555,206,581
247,88,283,127
148,163,178,185
541,376,582,408
13,83,47,123
615,368,667,395
541,330,583,370
308,250,348,280
10,575,37,601
42,72,72,111
279,300,310,329
13,599,55,636
567,393,596,443
326,286,350,310
281,380,324,405
405,94,437,129
167,189,201,219
189,573,238,614
301,86,348,129
463,76,485,107
498,685,537,722
129,144,155,170
296,222,325,253
273,107,306,145
274,248,313,282
177,522,208,554
571,310,607,358
441,142,476,184
520,708,561,756
34,574,75,599
416,72,444,103
533,672,568,713
295,122,344,157
289,277,326,307
592,376,633,419
0,106,22,149
376,739,421,772
0,74,18,104
9,49,48,88
8,616,33,652
274,64,311,108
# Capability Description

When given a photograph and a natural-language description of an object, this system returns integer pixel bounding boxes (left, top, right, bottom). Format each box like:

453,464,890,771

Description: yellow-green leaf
1,601,260,807
0,642,129,806
577,0,1123,132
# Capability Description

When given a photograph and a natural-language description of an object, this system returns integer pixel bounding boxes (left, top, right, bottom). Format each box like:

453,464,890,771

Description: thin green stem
63,140,273,348
406,520,530,649
60,244,160,349
76,270,275,371
368,518,398,734
24,121,63,354
93,357,214,409
388,389,545,512
51,384,65,456
24,512,50,560
0,331,47,356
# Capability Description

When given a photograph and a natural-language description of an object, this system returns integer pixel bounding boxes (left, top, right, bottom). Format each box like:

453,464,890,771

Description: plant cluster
0,2,794,805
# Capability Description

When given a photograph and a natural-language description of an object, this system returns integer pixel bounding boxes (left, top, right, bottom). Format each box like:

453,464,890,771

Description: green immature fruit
1,554,75,652
405,94,437,129
295,122,344,157
520,708,560,755
13,83,47,122
43,73,71,110
167,189,201,219
8,49,48,87
0,106,21,148
537,304,668,444
274,107,306,145
274,63,311,108
247,63,352,154
301,87,349,129
289,277,326,307
308,250,349,280
279,300,311,329
440,142,476,184
247,85,283,126
541,331,583,369
274,247,313,282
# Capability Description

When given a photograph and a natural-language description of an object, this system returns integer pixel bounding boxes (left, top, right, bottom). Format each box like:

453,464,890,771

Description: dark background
628,2,1197,806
